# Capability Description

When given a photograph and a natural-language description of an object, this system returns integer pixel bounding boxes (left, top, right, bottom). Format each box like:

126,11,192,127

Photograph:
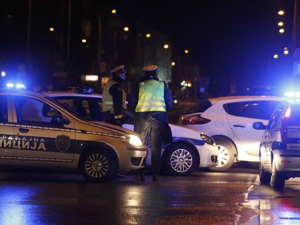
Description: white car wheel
209,139,234,172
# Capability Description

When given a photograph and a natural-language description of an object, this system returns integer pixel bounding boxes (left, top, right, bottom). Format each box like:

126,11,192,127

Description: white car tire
209,139,234,172
163,143,198,176
270,161,285,190
80,149,116,181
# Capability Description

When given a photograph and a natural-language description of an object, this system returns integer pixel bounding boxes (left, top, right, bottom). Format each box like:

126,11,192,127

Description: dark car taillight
182,115,211,125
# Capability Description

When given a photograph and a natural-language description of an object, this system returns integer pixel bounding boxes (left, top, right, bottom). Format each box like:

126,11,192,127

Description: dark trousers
134,112,168,175
102,111,121,126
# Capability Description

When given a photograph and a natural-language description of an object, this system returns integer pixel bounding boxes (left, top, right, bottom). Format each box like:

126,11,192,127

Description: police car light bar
6,83,14,88
6,82,26,89
68,87,94,94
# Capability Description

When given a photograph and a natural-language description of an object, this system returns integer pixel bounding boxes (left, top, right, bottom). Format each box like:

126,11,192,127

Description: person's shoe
152,175,159,182
135,172,145,181
117,173,126,178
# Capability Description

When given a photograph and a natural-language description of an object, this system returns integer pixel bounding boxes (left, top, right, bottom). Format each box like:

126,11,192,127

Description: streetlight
278,22,284,26
278,10,285,16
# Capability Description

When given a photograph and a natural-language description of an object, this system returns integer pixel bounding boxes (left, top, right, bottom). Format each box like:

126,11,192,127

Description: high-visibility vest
102,80,126,113
135,80,166,112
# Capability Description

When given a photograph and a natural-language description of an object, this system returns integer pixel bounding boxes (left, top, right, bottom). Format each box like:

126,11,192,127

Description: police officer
129,65,173,181
102,65,127,127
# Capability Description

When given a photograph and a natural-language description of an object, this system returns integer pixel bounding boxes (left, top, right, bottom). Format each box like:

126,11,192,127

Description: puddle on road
242,197,300,224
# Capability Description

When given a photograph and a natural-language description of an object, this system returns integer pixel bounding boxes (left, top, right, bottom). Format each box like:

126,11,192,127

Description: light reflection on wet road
0,166,300,225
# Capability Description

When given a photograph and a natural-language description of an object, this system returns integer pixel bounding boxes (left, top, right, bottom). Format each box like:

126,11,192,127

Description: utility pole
292,0,300,50
27,0,32,69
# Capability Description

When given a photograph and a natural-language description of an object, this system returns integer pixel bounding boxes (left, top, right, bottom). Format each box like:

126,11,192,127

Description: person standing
102,65,127,127
129,65,173,181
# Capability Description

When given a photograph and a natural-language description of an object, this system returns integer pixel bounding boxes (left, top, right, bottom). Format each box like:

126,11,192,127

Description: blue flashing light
6,83,14,88
6,82,26,89
68,87,94,94
16,83,26,89
284,91,300,98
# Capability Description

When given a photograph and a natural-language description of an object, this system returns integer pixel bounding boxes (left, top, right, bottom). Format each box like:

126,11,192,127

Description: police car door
0,95,14,164
11,95,76,167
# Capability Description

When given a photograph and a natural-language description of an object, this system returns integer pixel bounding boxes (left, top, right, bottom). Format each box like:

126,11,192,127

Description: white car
44,90,219,176
178,96,284,171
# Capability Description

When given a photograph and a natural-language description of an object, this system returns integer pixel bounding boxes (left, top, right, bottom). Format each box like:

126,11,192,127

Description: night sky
117,0,295,90
0,0,297,93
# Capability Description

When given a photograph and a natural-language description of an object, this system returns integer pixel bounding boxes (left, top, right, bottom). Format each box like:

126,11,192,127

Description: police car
0,88,147,181
44,90,218,176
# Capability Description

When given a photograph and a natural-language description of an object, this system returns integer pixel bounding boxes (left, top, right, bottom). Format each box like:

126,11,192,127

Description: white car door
225,100,280,161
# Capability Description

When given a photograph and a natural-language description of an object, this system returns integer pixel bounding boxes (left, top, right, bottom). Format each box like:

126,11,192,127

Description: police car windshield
44,96,89,121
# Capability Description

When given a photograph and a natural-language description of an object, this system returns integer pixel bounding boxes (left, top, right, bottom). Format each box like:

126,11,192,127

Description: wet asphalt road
0,165,300,225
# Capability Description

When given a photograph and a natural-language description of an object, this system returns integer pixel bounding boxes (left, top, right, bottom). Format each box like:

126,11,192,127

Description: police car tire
80,149,116,182
163,143,197,176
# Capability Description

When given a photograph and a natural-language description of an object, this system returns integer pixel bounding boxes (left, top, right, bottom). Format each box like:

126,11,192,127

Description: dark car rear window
182,100,212,114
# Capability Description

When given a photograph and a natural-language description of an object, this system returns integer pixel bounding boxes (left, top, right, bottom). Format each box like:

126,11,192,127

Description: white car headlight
128,134,143,146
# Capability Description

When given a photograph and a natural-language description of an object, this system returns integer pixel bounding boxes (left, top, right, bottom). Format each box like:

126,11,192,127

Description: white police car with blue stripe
44,90,218,176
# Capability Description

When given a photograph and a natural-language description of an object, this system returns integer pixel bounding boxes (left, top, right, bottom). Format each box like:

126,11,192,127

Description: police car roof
0,88,44,97
43,91,102,98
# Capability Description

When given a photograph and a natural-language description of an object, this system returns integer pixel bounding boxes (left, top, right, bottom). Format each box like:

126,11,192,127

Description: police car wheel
163,143,197,176
80,149,116,182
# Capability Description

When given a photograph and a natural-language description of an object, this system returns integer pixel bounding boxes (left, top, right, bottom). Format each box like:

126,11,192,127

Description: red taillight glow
282,106,291,143
182,115,211,125
284,106,291,118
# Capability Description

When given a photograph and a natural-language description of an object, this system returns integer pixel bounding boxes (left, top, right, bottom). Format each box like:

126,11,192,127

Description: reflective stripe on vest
102,80,126,113
135,80,166,112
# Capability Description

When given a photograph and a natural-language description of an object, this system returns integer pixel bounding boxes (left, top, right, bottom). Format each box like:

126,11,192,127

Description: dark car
255,100,300,190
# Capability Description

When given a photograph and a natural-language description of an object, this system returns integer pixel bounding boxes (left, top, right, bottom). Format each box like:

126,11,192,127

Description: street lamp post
27,0,32,69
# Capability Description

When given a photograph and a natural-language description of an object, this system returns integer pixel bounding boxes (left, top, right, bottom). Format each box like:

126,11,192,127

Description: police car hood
89,121,207,141
122,123,208,141
88,121,139,136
